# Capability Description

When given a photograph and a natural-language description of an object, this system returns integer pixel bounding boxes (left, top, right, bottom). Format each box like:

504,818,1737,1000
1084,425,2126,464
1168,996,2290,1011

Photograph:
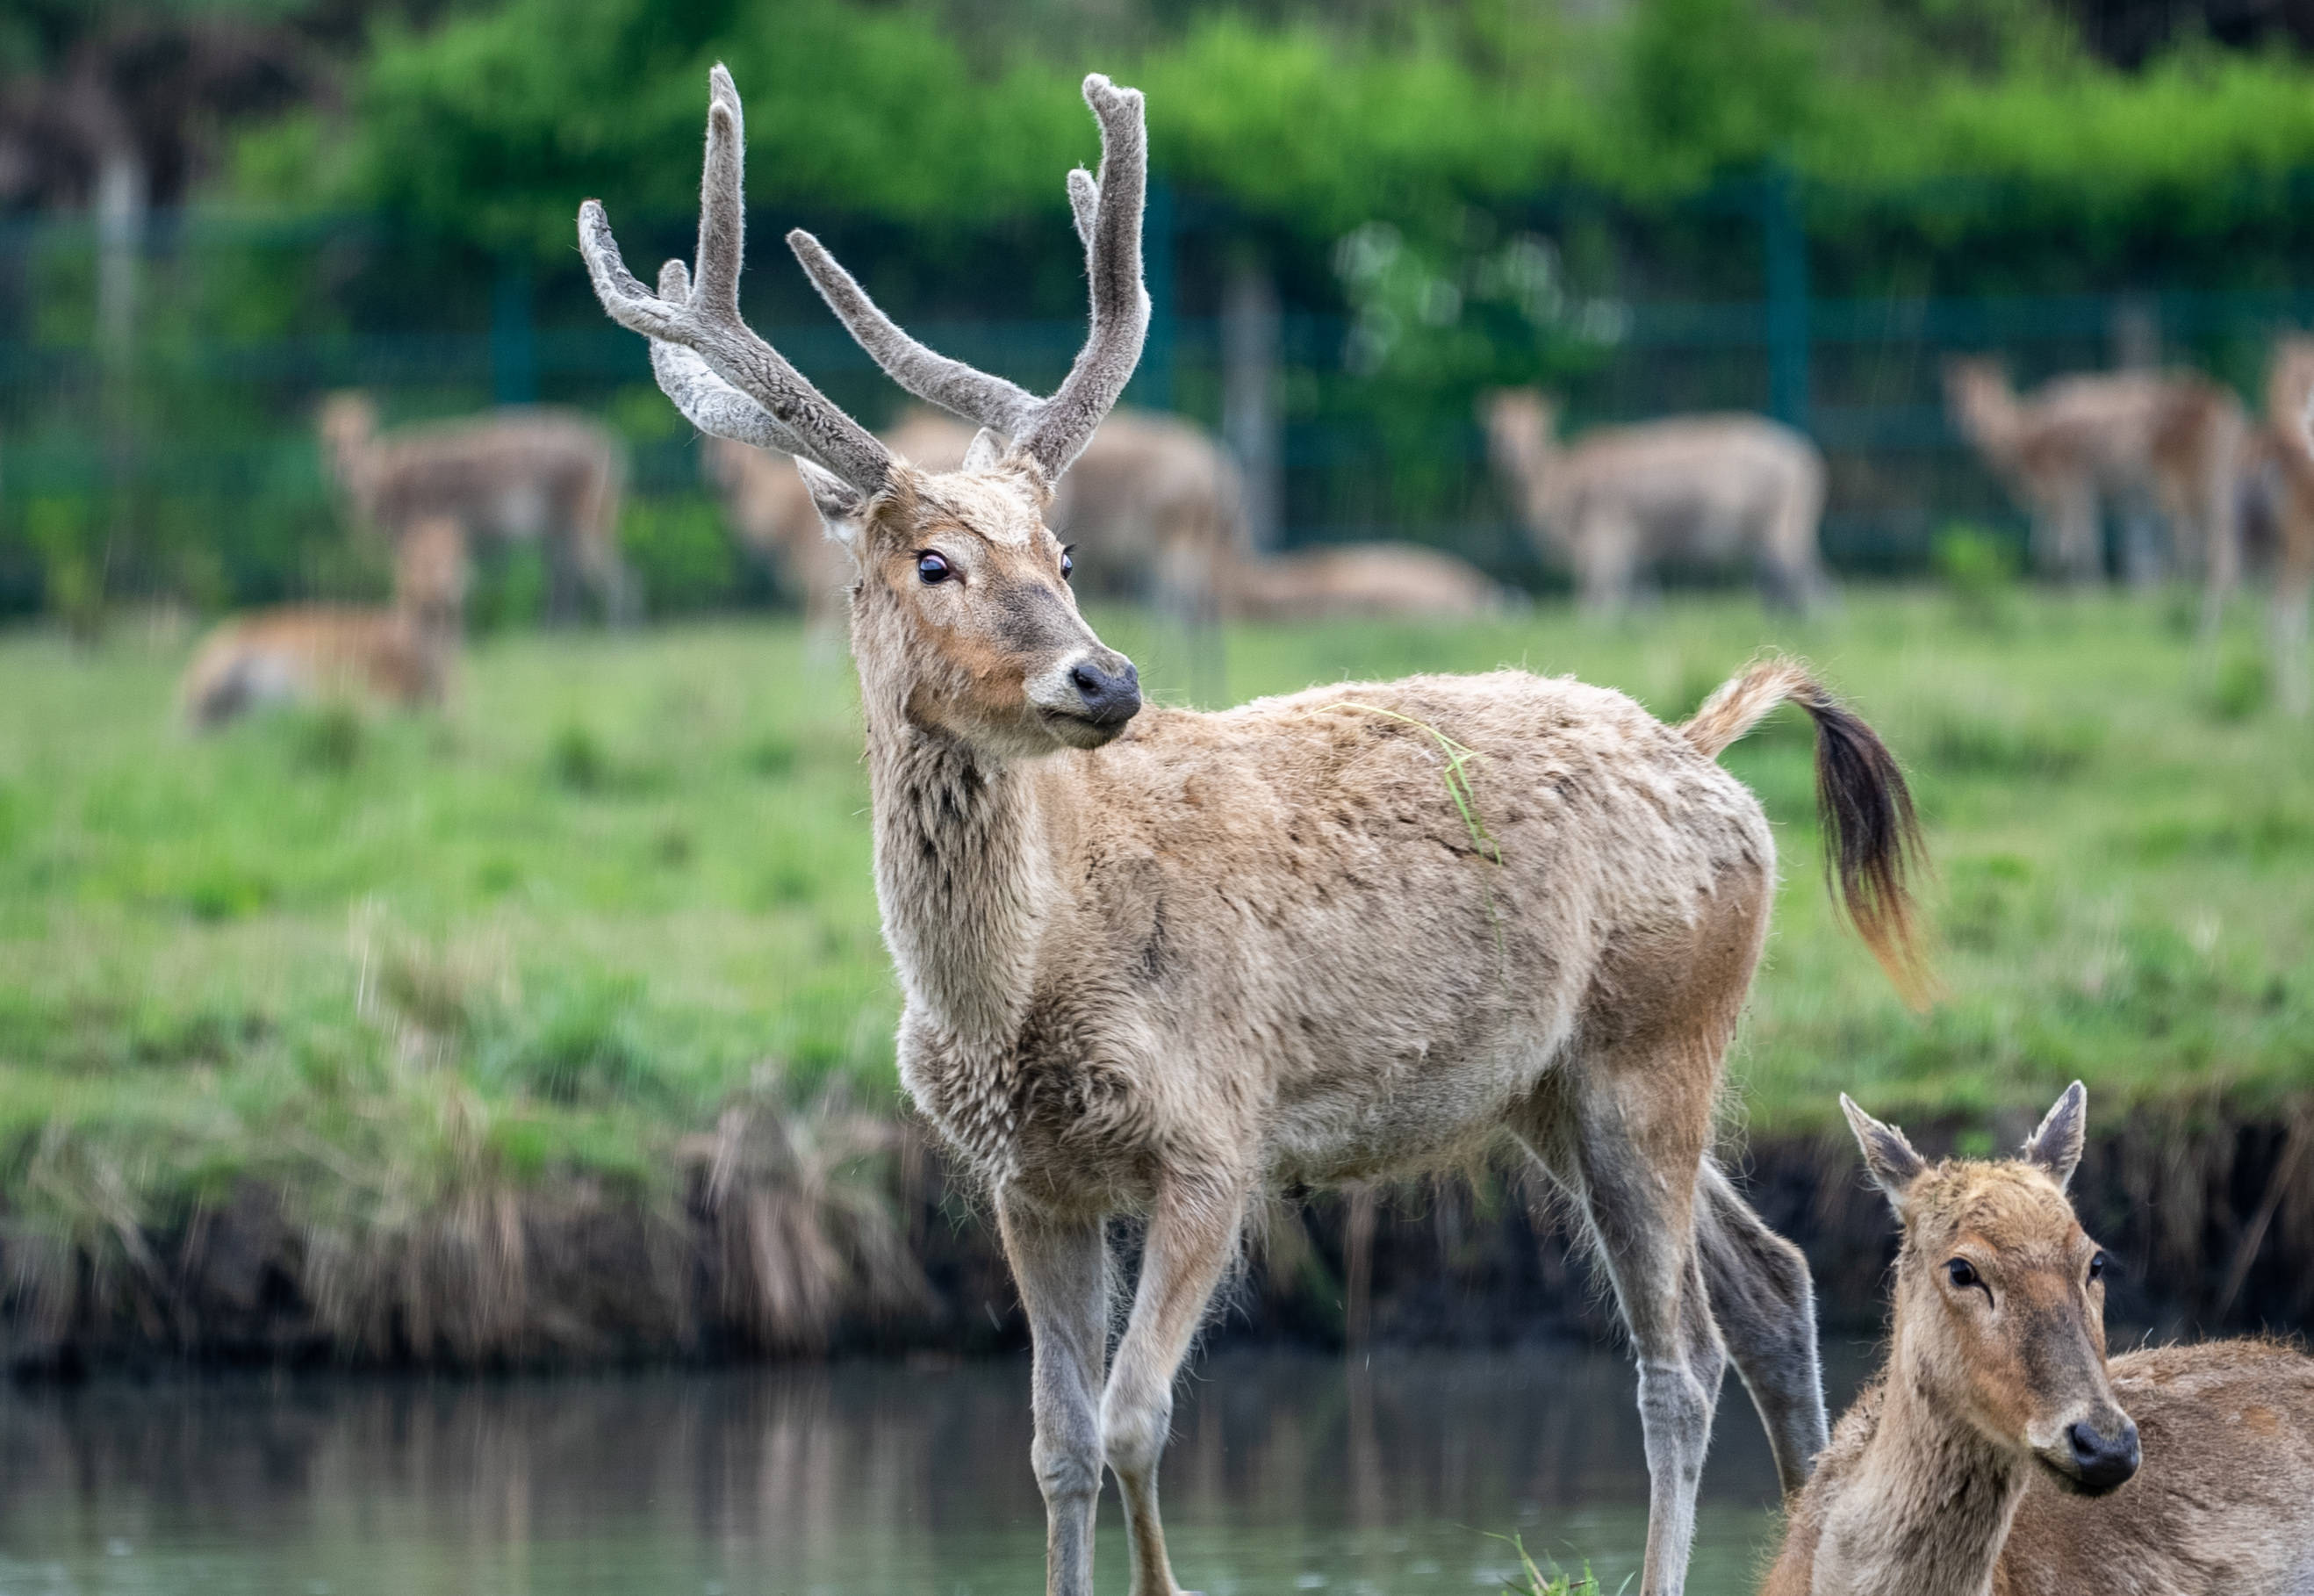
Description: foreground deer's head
1842,1083,2141,1497
578,67,1146,758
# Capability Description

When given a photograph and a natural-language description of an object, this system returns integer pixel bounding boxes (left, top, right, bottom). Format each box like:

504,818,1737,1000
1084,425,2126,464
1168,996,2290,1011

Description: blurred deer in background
319,392,634,624
584,68,1929,1596
181,513,468,728
1484,389,1830,615
2244,337,2314,715
1765,1083,2314,1596
1942,357,2245,624
706,406,1243,644
1228,541,1506,620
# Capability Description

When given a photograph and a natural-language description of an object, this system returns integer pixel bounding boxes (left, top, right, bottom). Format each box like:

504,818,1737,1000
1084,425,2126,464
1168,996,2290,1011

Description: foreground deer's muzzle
2039,1407,2140,1495
1068,654,1141,726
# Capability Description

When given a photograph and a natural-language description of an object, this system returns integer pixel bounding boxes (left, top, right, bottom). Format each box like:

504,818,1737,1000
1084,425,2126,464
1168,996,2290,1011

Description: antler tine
647,262,815,457
1014,75,1149,480
787,229,1041,435
1067,168,1100,252
578,68,892,494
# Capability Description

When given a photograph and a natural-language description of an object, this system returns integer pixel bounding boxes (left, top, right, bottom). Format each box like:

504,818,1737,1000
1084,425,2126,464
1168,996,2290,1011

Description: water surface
0,1346,1851,1595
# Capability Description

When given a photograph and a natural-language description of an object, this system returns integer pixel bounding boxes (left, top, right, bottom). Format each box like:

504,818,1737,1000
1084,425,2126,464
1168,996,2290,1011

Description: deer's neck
863,716,1053,1051
1812,1370,2025,1596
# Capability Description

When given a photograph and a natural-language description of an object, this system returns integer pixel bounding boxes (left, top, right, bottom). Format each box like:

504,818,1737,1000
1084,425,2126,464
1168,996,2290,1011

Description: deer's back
182,607,434,724
1033,671,1773,1187
1996,1341,2314,1596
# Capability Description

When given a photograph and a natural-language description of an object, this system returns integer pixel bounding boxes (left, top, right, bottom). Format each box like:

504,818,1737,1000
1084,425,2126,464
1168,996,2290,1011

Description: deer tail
1683,657,1933,1006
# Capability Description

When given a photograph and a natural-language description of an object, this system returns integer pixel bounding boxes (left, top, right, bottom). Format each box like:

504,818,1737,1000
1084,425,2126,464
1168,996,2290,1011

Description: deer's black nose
2067,1417,2140,1494
1069,657,1141,727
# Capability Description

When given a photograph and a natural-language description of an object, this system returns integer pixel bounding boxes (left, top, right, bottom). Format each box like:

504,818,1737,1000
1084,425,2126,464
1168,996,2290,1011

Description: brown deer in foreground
1766,1084,2314,1596
180,514,468,727
708,405,1245,643
581,67,1928,1596
1483,388,1831,615
1943,358,2245,621
319,392,635,624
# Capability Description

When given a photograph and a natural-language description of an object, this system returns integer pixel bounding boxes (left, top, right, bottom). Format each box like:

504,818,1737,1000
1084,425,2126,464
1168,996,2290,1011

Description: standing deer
2246,337,2314,715
581,67,1929,1596
1766,1084,2314,1596
707,405,1244,641
1484,389,1830,615
1942,358,2245,622
180,513,468,727
319,392,635,624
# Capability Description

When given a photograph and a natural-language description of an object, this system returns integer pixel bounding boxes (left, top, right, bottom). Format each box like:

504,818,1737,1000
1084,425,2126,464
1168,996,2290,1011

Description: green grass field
2,589,2310,1247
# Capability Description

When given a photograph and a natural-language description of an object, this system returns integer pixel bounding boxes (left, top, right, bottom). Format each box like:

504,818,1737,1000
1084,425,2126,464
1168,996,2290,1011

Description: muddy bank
5,1107,2308,1377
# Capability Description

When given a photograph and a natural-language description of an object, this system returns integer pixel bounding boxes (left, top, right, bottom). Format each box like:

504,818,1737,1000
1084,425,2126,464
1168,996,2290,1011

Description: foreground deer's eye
1060,547,1074,579
1946,1258,1980,1290
2088,1252,2107,1283
916,552,952,585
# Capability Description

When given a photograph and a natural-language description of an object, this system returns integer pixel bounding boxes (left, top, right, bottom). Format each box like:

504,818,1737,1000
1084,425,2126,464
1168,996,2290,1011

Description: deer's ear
2023,1081,2088,1190
1842,1093,1927,1212
961,428,1004,471
796,458,867,548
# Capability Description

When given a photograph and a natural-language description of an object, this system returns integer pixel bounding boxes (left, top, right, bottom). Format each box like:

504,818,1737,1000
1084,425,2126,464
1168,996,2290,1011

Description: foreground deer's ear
796,458,867,548
961,428,1004,471
2023,1081,2088,1190
1842,1093,1927,1211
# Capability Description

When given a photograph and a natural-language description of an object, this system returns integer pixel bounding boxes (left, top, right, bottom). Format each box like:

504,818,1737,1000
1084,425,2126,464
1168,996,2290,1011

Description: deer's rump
997,672,1777,1191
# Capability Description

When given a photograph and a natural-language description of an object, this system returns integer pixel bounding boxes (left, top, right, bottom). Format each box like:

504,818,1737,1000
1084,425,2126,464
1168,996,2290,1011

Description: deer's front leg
1104,1174,1247,1596
997,1195,1110,1596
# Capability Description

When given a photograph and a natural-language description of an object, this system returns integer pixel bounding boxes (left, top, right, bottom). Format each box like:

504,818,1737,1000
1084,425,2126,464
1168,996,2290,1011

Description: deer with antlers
581,68,1929,1596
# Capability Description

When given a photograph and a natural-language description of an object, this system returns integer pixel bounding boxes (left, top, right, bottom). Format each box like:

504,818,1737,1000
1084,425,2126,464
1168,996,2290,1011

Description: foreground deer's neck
1813,1367,2025,1596
863,714,1052,1048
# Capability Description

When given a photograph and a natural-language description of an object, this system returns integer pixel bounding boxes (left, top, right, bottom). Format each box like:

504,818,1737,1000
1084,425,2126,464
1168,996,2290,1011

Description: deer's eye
916,552,952,585
1060,547,1074,579
1946,1258,1980,1290
2088,1252,2107,1283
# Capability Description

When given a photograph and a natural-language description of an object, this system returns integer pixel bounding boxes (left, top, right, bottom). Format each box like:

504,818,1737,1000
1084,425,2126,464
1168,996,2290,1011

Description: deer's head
580,67,1149,759
394,514,469,630
1843,1084,2140,1498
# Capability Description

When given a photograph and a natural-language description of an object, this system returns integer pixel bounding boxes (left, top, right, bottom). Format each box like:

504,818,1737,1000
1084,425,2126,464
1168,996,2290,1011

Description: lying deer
1484,388,1831,614
1228,541,1506,620
320,392,635,624
581,67,1929,1596
180,514,467,728
708,404,1245,640
1766,1084,2314,1596
1943,358,2245,619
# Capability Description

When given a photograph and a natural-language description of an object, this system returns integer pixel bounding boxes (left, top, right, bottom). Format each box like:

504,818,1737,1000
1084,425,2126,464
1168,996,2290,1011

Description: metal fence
4,203,2312,617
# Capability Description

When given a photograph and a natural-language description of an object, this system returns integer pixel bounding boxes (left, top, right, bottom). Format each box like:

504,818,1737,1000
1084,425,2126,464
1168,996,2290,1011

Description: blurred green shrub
1933,523,2023,631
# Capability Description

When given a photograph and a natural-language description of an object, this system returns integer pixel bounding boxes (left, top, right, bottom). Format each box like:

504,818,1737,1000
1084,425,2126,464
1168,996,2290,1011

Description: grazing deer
319,392,635,624
1765,1083,2314,1596
707,406,1244,641
581,67,1929,1596
1229,541,1506,621
1942,358,2245,618
1483,389,1831,615
180,514,468,728
2246,338,2314,715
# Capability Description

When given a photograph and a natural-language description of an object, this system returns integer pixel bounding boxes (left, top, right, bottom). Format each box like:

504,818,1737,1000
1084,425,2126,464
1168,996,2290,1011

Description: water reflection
0,1347,1842,1595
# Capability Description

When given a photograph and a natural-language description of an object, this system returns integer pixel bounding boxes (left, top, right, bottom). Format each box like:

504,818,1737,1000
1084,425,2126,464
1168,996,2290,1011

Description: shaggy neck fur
863,714,1049,1048
1811,1336,2030,1596
1951,375,2027,469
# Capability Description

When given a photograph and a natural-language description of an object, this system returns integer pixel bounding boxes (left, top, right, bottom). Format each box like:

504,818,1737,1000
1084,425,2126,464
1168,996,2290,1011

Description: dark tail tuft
1683,658,1932,1005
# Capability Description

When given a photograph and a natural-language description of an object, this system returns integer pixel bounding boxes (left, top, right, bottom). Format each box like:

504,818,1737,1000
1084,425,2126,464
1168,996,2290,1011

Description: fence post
492,255,536,406
1135,177,1175,414
1222,243,1283,553
1762,164,1812,435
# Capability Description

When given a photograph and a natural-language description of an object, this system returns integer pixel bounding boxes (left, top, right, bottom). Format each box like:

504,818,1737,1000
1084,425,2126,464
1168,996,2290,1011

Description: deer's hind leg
1515,1035,1727,1596
997,1196,1110,1596
1695,1160,1827,1494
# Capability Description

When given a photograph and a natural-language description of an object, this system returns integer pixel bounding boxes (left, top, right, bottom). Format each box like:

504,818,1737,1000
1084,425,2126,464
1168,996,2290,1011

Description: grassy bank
1,590,2309,1354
